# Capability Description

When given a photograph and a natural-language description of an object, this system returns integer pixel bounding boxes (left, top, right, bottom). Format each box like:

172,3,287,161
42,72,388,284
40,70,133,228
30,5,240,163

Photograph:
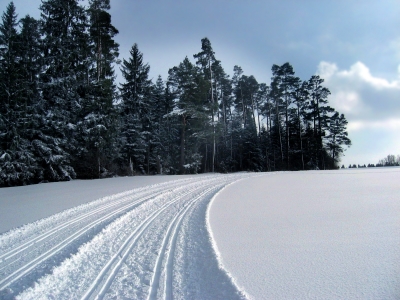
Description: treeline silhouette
346,154,400,168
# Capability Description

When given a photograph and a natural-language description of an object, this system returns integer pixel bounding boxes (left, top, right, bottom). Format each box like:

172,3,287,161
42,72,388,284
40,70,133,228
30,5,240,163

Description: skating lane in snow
0,173,254,299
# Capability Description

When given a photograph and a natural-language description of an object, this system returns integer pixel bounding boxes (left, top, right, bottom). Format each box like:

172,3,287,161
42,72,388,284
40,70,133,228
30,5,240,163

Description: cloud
316,61,400,166
348,119,400,131
316,61,400,121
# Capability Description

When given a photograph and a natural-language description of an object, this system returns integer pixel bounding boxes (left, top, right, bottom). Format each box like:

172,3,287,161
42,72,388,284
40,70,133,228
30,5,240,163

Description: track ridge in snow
0,178,195,296
0,173,255,299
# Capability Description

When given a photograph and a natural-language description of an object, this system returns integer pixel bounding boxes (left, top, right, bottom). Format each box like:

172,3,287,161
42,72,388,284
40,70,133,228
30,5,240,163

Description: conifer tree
194,38,220,172
167,57,208,174
0,1,20,153
119,43,152,174
0,2,38,186
326,112,351,167
291,79,309,170
307,75,334,169
269,72,284,167
73,0,119,178
271,63,296,169
36,0,89,181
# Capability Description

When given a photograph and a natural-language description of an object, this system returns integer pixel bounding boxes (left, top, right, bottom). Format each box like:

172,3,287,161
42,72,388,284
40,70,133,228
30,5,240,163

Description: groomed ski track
0,174,254,299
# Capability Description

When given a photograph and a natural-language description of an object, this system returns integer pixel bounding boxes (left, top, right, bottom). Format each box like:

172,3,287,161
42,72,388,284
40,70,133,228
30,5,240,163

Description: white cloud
316,61,400,166
330,91,361,114
318,61,400,90
348,119,400,132
316,61,400,121
340,62,399,90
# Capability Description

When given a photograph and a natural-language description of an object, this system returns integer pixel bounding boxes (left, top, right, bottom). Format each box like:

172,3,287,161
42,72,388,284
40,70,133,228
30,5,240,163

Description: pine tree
291,79,309,170
0,2,38,186
167,57,208,174
271,63,296,169
0,1,20,153
214,63,233,172
36,0,90,181
119,43,152,174
194,38,220,172
232,65,245,125
241,109,263,171
307,75,334,169
326,112,351,167
269,72,284,168
73,0,119,178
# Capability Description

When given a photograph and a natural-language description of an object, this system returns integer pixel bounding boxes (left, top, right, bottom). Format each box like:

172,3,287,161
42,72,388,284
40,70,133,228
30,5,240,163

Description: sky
2,0,400,167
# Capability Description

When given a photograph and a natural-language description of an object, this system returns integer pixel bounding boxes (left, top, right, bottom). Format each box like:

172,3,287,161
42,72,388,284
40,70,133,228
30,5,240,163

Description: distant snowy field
0,168,399,299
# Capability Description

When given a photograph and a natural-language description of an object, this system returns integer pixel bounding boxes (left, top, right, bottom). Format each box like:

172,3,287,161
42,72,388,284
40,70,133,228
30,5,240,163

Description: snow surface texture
209,168,400,299
1,169,399,299
0,175,202,234
0,174,252,299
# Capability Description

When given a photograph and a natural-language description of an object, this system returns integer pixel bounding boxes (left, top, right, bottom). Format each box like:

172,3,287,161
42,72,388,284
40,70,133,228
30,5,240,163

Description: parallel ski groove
0,178,192,261
147,184,221,300
1,174,254,300
0,178,199,292
0,191,161,289
81,182,215,300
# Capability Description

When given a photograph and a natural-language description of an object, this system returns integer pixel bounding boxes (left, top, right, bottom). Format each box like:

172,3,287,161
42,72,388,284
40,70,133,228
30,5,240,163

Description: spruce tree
167,57,208,174
0,1,20,153
119,43,152,174
73,0,119,178
0,2,37,186
36,0,90,181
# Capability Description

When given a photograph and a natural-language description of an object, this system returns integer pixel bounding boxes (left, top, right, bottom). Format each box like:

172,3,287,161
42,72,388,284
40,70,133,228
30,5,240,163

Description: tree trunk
179,116,186,174
209,60,215,173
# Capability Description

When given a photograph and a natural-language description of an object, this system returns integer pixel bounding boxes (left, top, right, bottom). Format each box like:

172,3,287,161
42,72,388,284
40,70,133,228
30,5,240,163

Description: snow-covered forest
0,0,351,187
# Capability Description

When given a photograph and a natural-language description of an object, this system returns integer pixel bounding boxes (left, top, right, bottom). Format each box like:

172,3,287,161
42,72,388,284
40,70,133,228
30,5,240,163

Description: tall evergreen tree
194,37,220,172
232,65,245,124
307,75,334,169
326,112,351,167
36,0,90,181
269,72,284,167
119,43,152,174
73,0,119,178
167,57,208,174
291,79,309,170
271,63,296,169
0,2,38,186
0,1,20,153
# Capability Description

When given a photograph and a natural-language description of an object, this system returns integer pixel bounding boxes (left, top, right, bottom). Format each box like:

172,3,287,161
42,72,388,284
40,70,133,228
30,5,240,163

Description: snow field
2,169,398,299
0,173,254,299
209,168,400,299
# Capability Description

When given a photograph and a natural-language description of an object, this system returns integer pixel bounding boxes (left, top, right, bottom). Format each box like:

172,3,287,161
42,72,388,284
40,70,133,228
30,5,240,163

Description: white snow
0,169,399,299
0,174,251,299
209,168,400,299
0,175,200,234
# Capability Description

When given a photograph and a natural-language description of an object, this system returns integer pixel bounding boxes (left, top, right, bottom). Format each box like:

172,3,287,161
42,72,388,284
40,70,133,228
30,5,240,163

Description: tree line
347,154,400,168
0,0,351,187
